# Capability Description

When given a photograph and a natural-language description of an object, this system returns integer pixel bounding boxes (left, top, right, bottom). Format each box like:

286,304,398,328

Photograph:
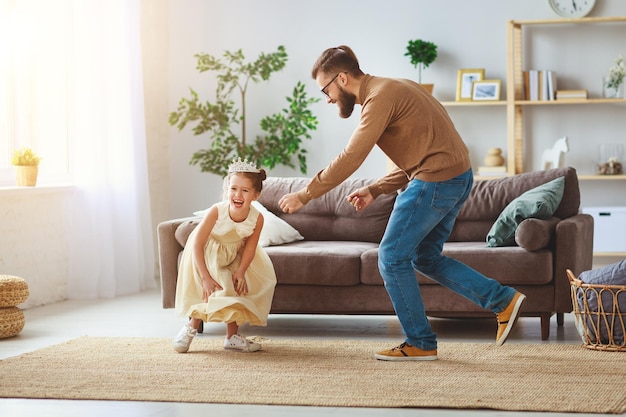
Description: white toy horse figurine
541,136,569,170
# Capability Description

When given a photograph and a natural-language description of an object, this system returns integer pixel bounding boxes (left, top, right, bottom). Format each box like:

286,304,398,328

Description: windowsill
0,183,75,196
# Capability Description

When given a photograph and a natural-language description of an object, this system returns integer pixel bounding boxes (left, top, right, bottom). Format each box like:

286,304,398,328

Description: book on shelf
526,70,538,100
523,69,557,101
537,70,548,101
555,89,588,100
546,71,557,101
477,166,507,176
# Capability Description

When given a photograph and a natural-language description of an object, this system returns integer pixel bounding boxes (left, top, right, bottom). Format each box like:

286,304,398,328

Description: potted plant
11,147,41,186
169,46,320,177
404,39,438,93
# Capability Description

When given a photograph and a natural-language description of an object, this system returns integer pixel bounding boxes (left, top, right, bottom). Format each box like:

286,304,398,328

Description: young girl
172,158,277,353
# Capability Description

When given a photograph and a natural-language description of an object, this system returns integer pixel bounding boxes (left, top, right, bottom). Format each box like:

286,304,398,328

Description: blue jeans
378,169,516,350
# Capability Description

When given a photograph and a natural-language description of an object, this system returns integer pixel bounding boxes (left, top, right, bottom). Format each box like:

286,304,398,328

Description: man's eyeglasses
321,73,341,98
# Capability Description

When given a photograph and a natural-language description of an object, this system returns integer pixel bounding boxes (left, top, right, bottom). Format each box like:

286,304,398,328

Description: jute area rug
0,337,625,414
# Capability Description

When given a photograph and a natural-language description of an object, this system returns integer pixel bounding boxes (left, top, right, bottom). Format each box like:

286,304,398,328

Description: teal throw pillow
486,176,565,247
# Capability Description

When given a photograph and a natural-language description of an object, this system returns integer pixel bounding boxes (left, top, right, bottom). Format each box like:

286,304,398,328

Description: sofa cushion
515,217,560,251
264,241,379,286
442,242,554,286
191,202,304,247
257,177,396,243
360,242,554,286
360,248,383,285
174,219,198,247
486,176,565,247
448,220,494,242
450,167,580,242
252,201,304,247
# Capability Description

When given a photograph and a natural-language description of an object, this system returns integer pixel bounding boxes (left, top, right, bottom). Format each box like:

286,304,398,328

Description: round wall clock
548,0,596,18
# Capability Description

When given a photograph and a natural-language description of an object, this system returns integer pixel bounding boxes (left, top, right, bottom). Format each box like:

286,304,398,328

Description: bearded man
278,45,525,361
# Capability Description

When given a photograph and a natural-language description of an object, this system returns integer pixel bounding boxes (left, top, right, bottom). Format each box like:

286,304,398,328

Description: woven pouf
0,275,29,338
0,275,30,307
0,307,25,338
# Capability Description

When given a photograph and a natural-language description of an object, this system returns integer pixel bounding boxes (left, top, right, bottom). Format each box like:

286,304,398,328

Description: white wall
3,1,623,308
0,187,72,308
151,0,626,221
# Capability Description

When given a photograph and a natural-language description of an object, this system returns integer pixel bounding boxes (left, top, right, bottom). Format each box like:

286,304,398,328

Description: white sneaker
172,323,197,353
224,334,261,352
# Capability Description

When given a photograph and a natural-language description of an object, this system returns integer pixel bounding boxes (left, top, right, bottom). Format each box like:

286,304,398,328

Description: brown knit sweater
297,74,471,204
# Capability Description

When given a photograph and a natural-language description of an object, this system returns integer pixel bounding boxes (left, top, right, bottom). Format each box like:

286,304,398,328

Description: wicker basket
567,269,626,352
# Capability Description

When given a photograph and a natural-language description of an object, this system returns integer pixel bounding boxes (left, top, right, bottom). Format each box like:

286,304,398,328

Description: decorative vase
602,77,624,99
484,148,505,167
14,166,38,186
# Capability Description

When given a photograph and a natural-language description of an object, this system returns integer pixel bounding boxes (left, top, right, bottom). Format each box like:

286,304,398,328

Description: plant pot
14,166,38,187
421,83,434,94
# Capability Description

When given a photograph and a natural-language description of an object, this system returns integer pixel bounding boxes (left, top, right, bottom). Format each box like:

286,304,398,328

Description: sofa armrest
157,217,195,308
553,213,594,312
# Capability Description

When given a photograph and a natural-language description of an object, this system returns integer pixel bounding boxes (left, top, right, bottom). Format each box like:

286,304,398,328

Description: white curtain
67,0,155,298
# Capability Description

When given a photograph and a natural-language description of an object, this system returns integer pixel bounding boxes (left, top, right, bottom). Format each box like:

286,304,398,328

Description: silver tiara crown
228,157,260,173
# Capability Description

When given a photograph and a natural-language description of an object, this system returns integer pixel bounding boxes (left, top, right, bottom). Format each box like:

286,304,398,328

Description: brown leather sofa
158,167,593,340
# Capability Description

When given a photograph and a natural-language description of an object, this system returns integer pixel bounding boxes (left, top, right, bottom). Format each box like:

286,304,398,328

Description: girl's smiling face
226,173,259,219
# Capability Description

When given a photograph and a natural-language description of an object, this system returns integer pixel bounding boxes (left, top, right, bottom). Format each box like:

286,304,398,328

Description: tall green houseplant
169,45,320,177
404,39,438,84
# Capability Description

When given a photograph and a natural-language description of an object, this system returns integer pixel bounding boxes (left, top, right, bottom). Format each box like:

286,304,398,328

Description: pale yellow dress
175,201,277,326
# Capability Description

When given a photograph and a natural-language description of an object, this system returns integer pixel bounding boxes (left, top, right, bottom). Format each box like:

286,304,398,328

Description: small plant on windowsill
11,147,41,186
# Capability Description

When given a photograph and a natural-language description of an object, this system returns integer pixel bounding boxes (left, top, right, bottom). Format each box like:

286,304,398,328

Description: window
0,0,71,186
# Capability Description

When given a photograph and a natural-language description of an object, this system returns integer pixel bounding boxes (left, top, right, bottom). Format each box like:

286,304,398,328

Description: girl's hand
202,276,223,302
232,271,248,296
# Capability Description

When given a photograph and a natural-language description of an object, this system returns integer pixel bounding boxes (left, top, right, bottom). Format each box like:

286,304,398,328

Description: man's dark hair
311,45,364,79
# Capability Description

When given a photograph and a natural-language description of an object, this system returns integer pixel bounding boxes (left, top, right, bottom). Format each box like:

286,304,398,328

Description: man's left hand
347,187,374,211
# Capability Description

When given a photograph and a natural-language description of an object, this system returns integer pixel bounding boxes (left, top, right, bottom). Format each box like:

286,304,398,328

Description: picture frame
471,79,502,101
456,68,485,101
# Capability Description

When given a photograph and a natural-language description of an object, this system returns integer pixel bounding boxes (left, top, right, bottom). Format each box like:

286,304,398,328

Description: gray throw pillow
486,176,565,247
577,260,626,345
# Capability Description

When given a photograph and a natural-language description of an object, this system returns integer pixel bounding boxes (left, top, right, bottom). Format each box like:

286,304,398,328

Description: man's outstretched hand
279,192,304,214
347,187,374,211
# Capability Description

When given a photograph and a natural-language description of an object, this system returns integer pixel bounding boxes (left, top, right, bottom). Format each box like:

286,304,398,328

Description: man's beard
337,86,356,119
